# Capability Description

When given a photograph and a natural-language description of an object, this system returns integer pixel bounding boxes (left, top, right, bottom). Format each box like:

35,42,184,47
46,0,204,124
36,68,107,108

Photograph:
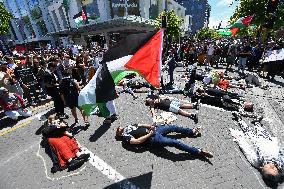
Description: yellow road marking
0,120,33,137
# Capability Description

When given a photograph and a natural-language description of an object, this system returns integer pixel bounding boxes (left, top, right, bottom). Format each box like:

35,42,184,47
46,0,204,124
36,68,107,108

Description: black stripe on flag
102,29,159,63
95,62,116,103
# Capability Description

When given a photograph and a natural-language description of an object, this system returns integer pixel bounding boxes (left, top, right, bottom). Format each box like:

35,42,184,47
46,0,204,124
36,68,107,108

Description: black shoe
110,114,118,122
84,122,90,131
77,153,90,161
68,158,85,168
194,100,200,110
59,114,69,120
190,113,198,124
75,119,79,124
232,112,241,121
251,115,263,124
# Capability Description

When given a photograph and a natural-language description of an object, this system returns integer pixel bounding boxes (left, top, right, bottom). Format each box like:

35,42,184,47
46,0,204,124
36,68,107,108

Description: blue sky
208,0,239,28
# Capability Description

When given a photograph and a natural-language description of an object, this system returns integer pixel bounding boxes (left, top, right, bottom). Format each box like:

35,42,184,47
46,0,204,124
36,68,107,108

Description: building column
10,21,23,42
97,0,108,21
55,9,65,30
23,0,41,38
3,0,23,42
38,0,55,33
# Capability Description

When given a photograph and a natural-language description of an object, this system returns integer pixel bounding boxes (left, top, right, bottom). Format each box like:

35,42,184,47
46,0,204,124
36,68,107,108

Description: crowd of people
0,35,283,185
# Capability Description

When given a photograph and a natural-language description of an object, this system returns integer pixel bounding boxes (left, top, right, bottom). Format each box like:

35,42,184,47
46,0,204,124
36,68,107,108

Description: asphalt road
0,66,283,189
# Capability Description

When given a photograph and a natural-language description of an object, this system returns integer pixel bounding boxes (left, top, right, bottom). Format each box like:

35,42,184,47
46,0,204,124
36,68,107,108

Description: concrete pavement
0,67,283,189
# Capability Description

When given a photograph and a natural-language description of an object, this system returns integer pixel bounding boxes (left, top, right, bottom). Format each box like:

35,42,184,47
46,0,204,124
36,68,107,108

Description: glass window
83,0,100,21
16,0,28,16
110,0,140,18
7,0,20,18
127,0,140,16
28,0,39,9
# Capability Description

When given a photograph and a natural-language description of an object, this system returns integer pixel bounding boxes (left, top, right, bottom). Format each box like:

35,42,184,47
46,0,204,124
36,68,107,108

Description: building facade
176,0,210,33
3,0,190,47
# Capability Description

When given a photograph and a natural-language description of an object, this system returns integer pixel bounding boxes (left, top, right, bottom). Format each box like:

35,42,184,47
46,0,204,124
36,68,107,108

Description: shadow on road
103,172,153,189
89,122,112,142
121,141,212,165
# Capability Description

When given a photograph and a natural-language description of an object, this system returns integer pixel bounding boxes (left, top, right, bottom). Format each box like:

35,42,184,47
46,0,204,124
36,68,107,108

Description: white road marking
36,140,139,188
36,139,87,181
81,148,139,188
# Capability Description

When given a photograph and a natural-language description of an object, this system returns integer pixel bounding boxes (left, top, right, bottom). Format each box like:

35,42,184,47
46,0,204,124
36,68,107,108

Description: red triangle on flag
82,9,87,20
124,29,164,88
230,28,239,37
242,15,253,26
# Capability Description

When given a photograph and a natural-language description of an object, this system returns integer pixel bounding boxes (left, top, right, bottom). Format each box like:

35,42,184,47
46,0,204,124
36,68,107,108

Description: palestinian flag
229,15,253,29
230,28,240,37
78,29,164,116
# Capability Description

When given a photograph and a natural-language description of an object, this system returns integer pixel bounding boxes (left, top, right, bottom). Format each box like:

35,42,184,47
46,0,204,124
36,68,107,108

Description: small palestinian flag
78,29,164,116
229,15,253,29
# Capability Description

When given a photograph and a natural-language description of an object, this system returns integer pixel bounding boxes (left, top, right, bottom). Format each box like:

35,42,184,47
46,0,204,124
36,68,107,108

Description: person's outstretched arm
129,130,155,145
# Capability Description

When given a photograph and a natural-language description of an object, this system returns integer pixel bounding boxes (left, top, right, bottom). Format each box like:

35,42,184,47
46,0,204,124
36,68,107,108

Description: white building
4,0,191,47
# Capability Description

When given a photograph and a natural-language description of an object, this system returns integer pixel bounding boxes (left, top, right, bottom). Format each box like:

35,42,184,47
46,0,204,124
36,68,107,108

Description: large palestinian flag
78,29,164,116
229,15,253,29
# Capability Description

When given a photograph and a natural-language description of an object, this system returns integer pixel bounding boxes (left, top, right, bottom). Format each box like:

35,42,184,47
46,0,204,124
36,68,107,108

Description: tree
0,2,12,35
231,0,284,31
195,28,221,40
155,10,183,40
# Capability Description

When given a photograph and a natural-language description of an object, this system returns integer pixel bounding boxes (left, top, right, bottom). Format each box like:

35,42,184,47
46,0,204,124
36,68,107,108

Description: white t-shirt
207,44,215,55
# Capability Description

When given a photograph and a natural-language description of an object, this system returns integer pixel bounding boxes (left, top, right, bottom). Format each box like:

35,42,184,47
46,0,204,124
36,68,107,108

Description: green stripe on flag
80,103,110,118
111,70,138,85
80,104,97,116
96,103,111,118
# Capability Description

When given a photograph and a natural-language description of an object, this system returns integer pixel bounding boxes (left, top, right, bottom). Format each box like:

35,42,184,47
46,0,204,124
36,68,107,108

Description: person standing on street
44,63,67,119
238,42,251,74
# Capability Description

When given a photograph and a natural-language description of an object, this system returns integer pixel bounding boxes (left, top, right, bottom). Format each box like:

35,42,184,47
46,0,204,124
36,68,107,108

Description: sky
208,0,239,28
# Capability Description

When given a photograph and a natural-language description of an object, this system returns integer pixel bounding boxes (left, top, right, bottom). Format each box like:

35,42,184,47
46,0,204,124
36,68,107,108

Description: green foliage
31,5,42,20
195,28,221,40
0,2,13,35
155,10,183,39
231,0,284,31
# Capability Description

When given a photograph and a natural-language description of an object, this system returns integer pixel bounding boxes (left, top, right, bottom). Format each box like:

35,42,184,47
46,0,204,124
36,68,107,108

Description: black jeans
46,87,64,115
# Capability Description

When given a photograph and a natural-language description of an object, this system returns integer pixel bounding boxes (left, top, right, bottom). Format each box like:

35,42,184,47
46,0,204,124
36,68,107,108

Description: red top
0,93,25,111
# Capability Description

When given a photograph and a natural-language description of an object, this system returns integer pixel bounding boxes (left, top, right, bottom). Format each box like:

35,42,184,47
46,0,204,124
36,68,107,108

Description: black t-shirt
59,77,78,100
44,70,57,86
121,124,149,144
239,46,251,58
153,99,171,111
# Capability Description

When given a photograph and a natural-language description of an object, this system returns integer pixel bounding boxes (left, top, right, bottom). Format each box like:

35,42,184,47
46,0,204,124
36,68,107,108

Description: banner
262,48,284,63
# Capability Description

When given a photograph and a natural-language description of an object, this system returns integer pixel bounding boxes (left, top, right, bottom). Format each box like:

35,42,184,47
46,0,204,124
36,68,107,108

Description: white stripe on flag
78,66,101,106
106,55,133,73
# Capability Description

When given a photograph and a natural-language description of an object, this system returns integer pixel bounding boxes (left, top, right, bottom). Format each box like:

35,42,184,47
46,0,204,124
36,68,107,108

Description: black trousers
192,94,239,111
46,87,64,115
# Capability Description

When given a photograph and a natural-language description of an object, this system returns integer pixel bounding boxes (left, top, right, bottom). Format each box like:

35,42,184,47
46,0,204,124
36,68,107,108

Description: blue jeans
238,57,247,73
149,124,201,154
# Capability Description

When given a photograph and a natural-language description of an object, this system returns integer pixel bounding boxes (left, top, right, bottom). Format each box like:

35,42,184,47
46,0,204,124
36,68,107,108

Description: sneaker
194,100,200,110
110,114,118,122
190,113,198,124
232,112,241,121
59,113,69,119
193,127,202,137
77,153,90,161
251,115,263,124
68,158,85,168
199,150,213,158
75,119,79,124
84,122,90,131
